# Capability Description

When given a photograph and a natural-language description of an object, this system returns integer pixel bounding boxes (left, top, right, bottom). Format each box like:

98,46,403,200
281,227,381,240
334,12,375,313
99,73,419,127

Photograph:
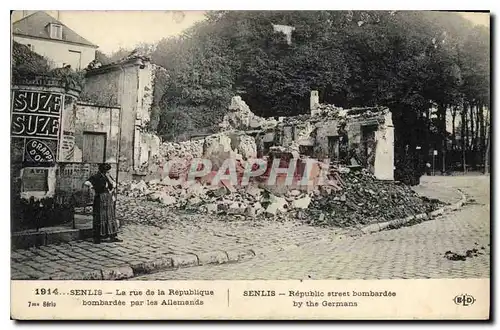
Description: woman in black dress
84,163,122,244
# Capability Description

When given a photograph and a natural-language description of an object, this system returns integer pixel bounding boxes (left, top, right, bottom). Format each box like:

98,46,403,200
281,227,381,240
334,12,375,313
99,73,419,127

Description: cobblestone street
10,175,488,280
10,218,336,280
133,175,490,280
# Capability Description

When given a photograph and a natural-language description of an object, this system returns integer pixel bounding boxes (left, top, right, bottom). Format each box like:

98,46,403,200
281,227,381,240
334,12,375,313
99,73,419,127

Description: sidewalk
11,180,464,280
412,176,464,205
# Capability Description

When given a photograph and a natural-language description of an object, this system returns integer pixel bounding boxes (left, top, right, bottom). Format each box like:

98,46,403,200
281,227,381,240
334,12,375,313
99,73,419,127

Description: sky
11,10,489,55
12,10,208,54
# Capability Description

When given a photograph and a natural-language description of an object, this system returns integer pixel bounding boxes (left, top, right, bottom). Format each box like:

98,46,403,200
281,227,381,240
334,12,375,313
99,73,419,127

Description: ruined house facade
10,50,168,230
278,104,394,181
221,92,395,181
81,53,164,180
10,75,124,231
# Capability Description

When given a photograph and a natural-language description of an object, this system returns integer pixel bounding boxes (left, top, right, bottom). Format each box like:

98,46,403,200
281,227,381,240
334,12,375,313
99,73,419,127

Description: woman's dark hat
98,163,112,172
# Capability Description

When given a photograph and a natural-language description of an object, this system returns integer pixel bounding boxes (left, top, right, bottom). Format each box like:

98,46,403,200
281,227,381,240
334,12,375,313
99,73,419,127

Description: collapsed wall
220,96,279,131
131,91,394,184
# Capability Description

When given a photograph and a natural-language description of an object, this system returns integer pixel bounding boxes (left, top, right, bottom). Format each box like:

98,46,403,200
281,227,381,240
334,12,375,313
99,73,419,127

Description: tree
144,9,489,181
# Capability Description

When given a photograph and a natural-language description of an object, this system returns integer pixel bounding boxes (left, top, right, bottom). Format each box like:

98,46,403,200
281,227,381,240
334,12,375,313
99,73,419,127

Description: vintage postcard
10,9,490,320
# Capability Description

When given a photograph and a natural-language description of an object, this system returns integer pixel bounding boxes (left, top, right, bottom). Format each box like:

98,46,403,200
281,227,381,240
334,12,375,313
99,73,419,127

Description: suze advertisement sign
11,90,63,166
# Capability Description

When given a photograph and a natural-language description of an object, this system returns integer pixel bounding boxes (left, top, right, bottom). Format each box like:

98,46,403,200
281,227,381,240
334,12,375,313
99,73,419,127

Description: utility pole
432,150,437,176
484,120,490,175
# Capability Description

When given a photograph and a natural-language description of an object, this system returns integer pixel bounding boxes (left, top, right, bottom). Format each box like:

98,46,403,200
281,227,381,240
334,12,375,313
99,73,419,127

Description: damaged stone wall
220,96,279,131
135,132,161,172
222,92,394,180
80,69,121,108
83,55,166,177
202,132,257,169
313,121,339,160
70,102,121,164
133,63,165,173
83,63,139,174
136,63,155,125
148,65,169,132
133,131,258,181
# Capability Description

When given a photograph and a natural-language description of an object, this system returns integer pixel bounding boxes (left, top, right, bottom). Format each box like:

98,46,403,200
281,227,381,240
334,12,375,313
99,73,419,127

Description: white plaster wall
136,63,154,124
373,111,395,180
14,35,96,70
310,91,320,115
136,131,161,166
272,24,295,45
72,103,121,164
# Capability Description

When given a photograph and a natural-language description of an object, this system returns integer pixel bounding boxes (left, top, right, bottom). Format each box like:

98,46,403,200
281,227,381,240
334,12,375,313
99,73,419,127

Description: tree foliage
148,10,489,147
11,41,85,90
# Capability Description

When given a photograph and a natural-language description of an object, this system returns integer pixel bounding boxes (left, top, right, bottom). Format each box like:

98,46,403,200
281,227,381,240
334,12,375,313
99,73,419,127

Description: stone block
171,254,199,268
197,251,229,265
102,266,134,280
226,249,255,262
130,258,174,275
65,270,103,280
292,196,311,209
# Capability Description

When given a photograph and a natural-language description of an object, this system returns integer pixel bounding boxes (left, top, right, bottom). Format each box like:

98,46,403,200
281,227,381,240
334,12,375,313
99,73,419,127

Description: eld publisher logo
454,294,476,306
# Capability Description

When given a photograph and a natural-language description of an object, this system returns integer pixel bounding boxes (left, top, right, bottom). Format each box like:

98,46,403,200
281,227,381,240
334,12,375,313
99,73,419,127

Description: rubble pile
220,96,278,131
314,103,344,117
159,139,204,160
236,134,258,160
117,165,443,228
117,179,313,220
304,168,444,227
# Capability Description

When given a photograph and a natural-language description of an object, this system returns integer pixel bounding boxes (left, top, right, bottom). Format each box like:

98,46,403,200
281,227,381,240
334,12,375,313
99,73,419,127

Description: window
299,145,314,157
49,23,63,39
68,50,82,70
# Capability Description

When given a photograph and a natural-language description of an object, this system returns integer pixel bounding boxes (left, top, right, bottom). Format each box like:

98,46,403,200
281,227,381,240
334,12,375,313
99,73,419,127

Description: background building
12,11,98,70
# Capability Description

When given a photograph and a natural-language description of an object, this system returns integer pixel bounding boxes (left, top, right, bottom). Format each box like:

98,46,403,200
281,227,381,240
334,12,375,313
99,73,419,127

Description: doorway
361,124,378,168
328,136,339,163
82,132,106,163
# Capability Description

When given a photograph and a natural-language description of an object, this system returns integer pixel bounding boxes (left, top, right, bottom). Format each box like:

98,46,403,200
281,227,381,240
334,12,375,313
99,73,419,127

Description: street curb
35,189,467,281
346,188,467,236
39,248,257,281
11,228,93,250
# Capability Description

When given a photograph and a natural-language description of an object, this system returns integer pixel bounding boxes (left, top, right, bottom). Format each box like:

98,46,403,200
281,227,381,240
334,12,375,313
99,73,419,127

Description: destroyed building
218,91,395,181
10,48,169,231
81,49,166,180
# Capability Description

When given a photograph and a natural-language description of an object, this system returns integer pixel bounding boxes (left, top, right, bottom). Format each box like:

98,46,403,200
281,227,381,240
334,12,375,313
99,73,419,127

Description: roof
12,11,98,48
85,48,151,76
281,105,390,127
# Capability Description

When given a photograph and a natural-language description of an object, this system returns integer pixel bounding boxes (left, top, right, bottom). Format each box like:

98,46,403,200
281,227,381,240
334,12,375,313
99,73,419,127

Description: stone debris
236,134,258,160
116,99,439,227
292,196,311,209
220,96,278,131
137,131,258,178
160,139,204,160
117,164,443,228
304,168,445,228
444,248,483,261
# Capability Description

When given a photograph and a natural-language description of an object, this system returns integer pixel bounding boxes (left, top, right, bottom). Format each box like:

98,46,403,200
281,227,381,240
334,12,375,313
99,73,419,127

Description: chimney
310,90,319,116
